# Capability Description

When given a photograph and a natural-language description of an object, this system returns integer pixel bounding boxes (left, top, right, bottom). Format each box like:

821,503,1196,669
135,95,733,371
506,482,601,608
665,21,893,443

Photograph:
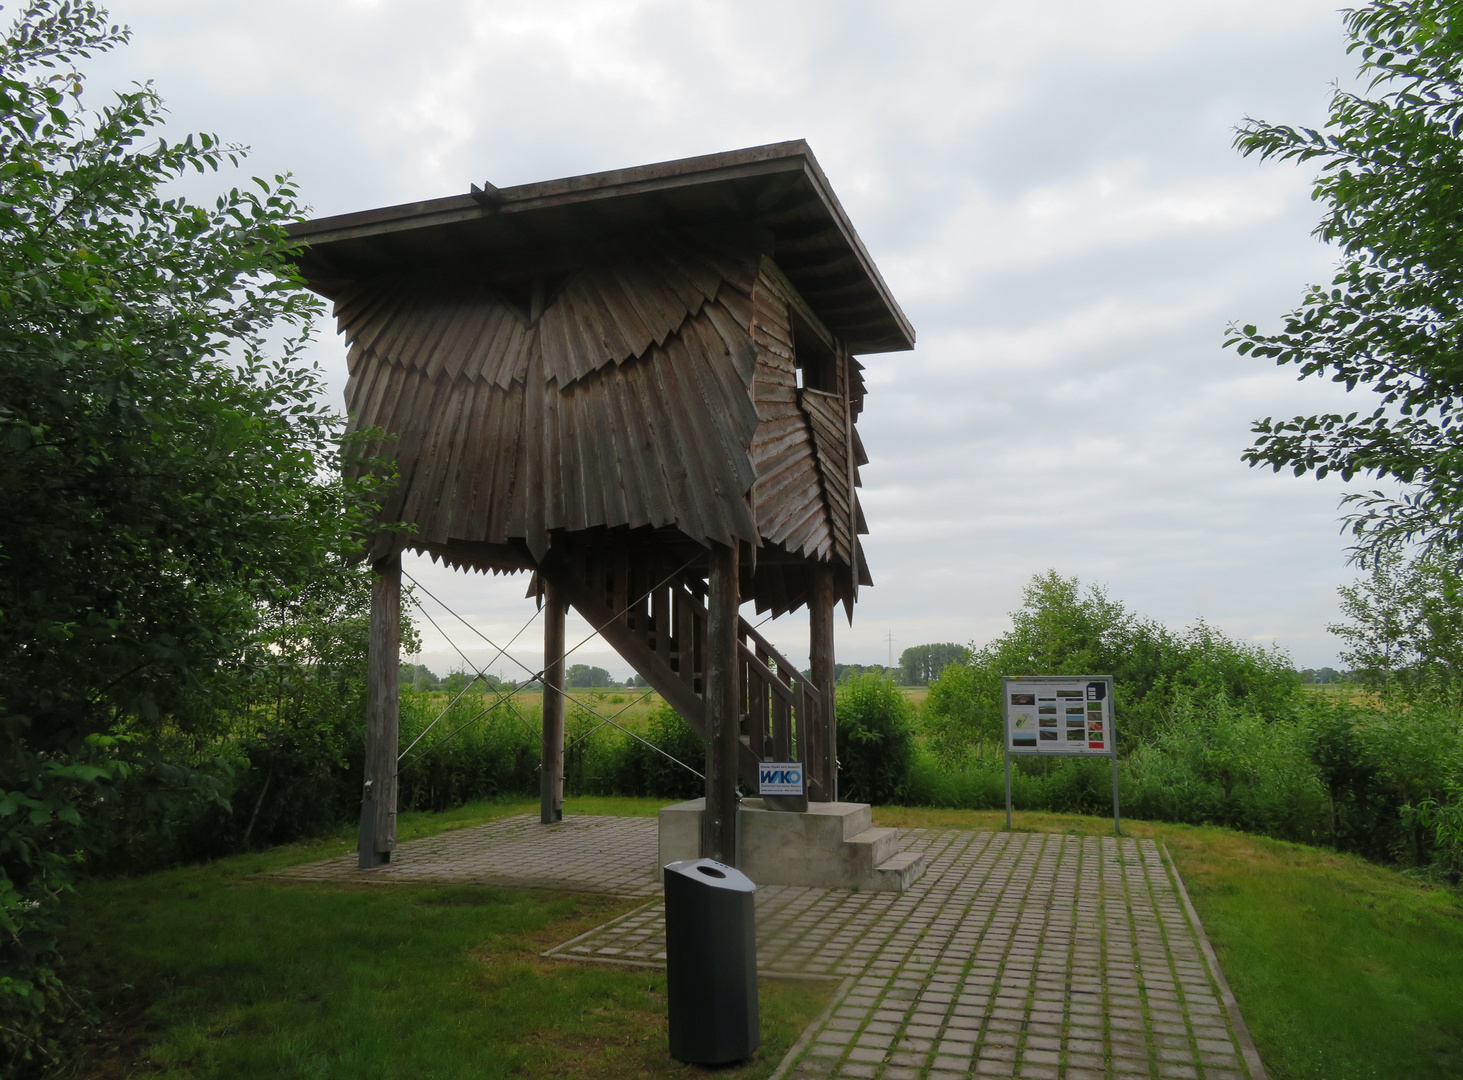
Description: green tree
922,572,1299,764
898,642,971,686
566,664,613,688
1228,0,1463,556
0,2,372,1065
401,663,441,691
1332,548,1463,701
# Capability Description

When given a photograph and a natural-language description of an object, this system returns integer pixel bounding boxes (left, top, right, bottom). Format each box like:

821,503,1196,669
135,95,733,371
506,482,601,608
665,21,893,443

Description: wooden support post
702,542,740,863
359,552,401,869
541,580,566,824
809,563,837,802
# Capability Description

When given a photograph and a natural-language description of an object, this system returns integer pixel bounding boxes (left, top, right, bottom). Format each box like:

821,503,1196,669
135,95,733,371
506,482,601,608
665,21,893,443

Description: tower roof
287,140,914,355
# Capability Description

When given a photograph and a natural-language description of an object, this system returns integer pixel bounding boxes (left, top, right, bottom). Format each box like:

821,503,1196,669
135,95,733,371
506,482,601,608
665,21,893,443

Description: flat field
421,688,668,728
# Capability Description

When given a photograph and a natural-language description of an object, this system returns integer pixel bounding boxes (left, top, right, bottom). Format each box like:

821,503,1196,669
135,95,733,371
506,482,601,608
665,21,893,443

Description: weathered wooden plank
475,386,523,540
445,378,495,540
703,543,739,863
808,563,836,802
541,582,566,824
674,587,699,690
653,584,672,667
842,348,860,603
603,371,655,527
739,641,797,708
361,553,401,867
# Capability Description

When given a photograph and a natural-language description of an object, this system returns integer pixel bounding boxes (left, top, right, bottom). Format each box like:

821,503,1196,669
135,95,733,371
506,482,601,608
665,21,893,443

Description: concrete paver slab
276,815,1266,1079
272,813,662,896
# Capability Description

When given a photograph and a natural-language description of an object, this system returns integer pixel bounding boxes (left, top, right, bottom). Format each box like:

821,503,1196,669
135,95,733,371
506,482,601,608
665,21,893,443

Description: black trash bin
664,858,759,1065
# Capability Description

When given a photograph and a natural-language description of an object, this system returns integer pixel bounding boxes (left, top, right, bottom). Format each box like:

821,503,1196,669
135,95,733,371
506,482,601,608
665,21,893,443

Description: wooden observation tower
288,142,915,868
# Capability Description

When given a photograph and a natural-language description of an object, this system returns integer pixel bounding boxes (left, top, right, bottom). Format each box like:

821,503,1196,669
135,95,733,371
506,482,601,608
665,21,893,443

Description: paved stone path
277,815,1265,1080
273,813,662,896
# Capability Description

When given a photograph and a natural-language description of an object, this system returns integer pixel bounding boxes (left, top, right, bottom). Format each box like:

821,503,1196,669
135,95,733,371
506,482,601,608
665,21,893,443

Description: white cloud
90,0,1369,673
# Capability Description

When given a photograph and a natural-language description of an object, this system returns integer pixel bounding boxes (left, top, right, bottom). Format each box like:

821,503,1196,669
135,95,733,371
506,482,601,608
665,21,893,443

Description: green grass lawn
60,797,1463,1079
61,797,829,1080
876,806,1463,1080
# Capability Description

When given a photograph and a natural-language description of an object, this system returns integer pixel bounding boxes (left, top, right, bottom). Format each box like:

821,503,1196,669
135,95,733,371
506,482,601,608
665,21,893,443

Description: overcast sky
90,0,1370,680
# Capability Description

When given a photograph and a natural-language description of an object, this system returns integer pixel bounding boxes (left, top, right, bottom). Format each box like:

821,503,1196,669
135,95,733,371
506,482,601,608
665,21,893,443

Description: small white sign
758,762,805,796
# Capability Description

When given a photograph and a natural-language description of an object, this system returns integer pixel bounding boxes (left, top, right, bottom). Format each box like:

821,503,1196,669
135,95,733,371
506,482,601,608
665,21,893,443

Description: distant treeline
400,662,631,692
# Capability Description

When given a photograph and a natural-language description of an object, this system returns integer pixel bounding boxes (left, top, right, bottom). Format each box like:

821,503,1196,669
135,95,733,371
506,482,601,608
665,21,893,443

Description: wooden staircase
537,544,831,799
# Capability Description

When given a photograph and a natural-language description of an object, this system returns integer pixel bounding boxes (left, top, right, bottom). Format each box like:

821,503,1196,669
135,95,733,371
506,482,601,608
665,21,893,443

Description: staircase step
872,850,927,892
847,826,900,867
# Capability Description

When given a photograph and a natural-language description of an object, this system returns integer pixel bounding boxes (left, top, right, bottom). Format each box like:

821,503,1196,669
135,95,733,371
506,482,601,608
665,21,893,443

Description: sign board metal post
1004,748,1012,832
1111,745,1122,836
1001,675,1119,835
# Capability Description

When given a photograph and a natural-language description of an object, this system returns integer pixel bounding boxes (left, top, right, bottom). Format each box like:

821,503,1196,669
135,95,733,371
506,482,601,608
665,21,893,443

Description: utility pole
887,630,894,670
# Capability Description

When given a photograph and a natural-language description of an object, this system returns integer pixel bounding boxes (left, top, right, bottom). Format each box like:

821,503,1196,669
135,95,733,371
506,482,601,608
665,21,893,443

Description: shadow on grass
63,854,829,1079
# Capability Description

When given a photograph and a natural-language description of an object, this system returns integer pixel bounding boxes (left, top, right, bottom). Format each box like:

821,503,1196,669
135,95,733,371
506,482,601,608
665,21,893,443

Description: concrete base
658,798,927,893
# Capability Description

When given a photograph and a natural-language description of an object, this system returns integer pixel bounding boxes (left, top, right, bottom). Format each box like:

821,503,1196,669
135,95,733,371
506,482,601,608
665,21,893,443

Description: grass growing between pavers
875,805,1463,1080
60,801,829,1079
193,794,668,880
63,795,1463,1079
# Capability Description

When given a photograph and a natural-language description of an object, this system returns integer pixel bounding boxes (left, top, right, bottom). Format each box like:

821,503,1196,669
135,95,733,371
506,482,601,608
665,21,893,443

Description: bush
922,662,1002,767
397,687,540,811
566,702,704,800
1124,691,1329,844
921,572,1301,760
836,673,916,804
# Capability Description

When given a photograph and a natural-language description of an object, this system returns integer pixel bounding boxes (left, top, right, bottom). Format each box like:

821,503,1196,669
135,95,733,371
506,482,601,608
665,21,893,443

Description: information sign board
1001,675,1120,834
1003,675,1114,755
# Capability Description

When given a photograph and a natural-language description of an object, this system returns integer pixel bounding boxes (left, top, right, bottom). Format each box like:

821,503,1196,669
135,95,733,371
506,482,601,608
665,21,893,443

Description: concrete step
838,804,874,839
847,826,900,868
657,798,926,892
871,850,927,892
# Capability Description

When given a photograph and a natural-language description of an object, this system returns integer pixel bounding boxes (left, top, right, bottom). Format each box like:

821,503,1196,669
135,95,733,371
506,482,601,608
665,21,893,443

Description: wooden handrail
738,614,823,704
739,641,798,708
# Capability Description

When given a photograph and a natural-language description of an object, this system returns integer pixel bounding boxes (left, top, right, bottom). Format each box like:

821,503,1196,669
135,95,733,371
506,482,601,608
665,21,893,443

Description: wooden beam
843,348,860,609
543,561,707,732
703,542,740,863
536,557,765,790
541,581,566,824
809,563,837,802
360,553,401,868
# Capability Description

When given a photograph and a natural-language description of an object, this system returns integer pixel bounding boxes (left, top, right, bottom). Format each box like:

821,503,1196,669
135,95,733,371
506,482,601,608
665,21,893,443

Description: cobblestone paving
272,813,662,896
547,828,1265,1080
275,815,1263,1079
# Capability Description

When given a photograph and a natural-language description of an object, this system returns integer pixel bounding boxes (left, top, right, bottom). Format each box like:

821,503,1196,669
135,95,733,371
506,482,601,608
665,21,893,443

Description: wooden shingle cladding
331,230,870,616
292,143,907,617
748,260,872,616
337,230,768,567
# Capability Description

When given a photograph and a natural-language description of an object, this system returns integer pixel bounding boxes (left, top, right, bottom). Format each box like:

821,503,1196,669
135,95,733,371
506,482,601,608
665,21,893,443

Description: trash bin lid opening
697,866,727,878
